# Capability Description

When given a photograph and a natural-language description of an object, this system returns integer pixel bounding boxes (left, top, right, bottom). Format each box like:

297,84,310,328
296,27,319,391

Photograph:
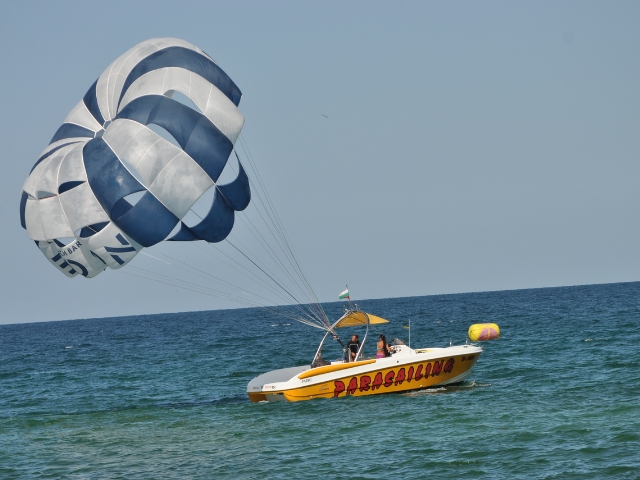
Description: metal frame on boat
247,307,483,402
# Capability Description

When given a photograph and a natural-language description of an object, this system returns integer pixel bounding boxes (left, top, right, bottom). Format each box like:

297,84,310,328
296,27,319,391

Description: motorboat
247,307,483,402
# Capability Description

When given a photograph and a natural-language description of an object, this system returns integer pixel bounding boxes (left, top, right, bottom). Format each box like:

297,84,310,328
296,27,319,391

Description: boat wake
402,387,447,396
402,380,491,397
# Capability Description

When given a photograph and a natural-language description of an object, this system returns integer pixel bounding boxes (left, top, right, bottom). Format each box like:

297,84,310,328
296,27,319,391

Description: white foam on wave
456,380,491,388
403,387,448,397
404,380,493,397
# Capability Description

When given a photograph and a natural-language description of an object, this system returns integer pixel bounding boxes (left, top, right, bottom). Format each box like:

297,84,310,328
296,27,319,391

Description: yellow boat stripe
297,359,377,379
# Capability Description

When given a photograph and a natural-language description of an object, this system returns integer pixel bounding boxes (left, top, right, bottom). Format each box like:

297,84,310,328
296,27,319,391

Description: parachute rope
226,239,326,327
236,136,331,328
193,243,302,306
142,247,318,323
120,266,323,328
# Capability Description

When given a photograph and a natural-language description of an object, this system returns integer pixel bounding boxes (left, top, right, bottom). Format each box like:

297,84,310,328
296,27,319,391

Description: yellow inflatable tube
468,323,500,341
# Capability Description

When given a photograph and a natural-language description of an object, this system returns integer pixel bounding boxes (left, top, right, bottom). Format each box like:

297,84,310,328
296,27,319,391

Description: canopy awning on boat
334,311,389,328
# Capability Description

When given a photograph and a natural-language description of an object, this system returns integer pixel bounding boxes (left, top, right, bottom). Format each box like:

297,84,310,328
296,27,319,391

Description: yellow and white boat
247,308,483,402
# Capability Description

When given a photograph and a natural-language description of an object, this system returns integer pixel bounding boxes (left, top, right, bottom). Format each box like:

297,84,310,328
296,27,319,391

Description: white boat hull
247,344,482,402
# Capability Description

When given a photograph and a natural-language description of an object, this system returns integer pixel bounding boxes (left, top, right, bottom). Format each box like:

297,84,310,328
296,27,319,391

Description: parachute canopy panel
19,38,250,279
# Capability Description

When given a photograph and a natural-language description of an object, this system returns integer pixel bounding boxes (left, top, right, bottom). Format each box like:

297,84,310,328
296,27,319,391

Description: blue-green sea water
2,282,640,479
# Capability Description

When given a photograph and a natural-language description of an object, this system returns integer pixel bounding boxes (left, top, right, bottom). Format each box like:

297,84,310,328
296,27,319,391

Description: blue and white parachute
19,38,250,278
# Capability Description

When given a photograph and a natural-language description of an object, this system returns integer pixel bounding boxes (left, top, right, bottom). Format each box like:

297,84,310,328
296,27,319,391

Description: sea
1,281,639,479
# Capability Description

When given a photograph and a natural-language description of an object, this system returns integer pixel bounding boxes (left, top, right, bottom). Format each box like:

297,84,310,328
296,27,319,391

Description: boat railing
353,312,370,362
312,307,374,366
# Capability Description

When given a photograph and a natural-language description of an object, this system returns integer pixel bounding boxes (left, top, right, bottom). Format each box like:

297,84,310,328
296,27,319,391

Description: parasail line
224,227,324,325
215,158,306,294
236,141,323,302
140,251,173,265
121,266,317,325
152,247,310,317
139,247,303,314
223,234,327,328
209,165,327,326
229,149,327,322
191,242,316,321
235,142,331,327
225,239,320,319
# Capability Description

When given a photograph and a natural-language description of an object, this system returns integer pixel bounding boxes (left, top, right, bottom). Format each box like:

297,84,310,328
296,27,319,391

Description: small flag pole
402,320,411,349
338,285,351,308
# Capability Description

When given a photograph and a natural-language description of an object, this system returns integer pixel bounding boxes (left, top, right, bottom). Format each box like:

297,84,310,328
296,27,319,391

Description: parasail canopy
19,38,250,278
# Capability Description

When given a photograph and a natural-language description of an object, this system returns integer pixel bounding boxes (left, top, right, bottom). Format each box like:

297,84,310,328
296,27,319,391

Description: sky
1,1,639,324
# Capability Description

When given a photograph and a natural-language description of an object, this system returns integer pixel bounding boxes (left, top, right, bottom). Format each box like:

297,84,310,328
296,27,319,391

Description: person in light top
377,334,393,358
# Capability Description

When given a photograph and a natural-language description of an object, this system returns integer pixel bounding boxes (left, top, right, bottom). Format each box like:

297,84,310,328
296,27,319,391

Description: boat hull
247,344,482,402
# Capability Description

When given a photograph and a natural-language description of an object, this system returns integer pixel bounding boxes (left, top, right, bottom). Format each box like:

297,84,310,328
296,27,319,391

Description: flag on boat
402,325,410,329
339,288,349,300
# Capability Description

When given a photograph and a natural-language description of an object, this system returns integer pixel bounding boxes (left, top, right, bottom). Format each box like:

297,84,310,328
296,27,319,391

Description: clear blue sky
2,1,639,324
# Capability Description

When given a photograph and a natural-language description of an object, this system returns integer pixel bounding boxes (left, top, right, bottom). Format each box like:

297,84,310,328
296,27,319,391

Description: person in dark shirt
346,334,360,362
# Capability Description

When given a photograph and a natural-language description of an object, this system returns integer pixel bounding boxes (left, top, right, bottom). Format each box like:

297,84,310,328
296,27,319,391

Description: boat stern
247,365,310,402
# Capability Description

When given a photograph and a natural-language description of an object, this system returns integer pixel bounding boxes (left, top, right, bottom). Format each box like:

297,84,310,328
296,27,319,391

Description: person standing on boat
346,334,360,362
377,334,393,358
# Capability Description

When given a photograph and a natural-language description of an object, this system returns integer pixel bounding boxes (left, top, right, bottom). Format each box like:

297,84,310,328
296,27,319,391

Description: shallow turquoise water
2,282,640,478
